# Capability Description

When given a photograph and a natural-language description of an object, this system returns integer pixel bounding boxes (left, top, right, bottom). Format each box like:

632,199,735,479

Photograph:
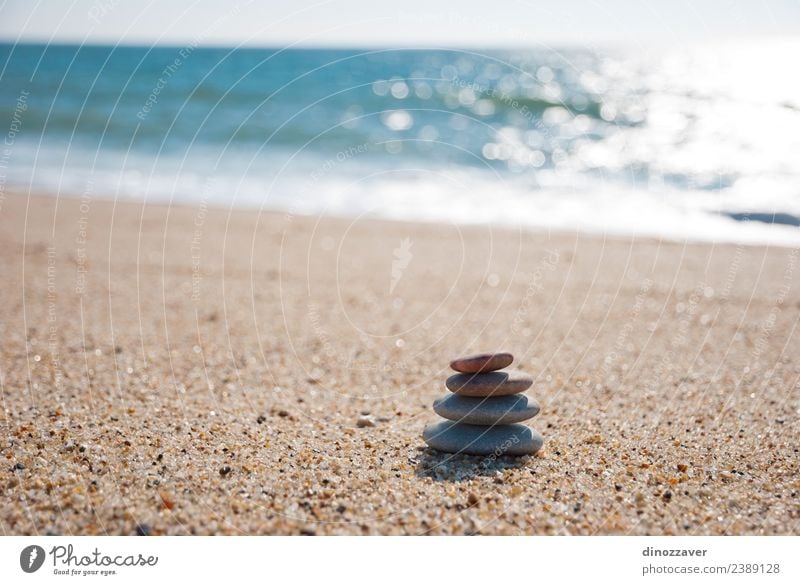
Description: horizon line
0,33,793,53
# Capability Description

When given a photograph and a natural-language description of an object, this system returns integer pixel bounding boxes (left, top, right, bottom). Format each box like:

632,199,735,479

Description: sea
1,40,799,244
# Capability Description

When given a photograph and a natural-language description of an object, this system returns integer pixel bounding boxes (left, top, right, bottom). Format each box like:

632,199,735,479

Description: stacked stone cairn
422,352,543,456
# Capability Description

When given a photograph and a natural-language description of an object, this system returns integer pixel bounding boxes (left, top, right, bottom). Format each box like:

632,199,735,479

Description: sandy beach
1,191,798,535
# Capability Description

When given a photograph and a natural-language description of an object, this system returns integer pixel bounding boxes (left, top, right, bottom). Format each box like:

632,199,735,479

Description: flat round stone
422,421,543,456
450,352,513,373
445,369,533,397
433,394,540,425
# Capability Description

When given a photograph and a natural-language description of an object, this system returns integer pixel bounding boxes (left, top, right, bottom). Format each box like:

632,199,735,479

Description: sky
0,0,798,48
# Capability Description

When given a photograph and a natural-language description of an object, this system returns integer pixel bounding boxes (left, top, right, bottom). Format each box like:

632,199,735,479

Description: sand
1,191,798,535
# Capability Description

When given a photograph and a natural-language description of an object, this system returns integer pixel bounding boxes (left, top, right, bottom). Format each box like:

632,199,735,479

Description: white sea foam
9,149,800,247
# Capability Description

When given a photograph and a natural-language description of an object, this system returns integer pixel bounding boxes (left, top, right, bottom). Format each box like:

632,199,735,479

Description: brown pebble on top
450,351,514,373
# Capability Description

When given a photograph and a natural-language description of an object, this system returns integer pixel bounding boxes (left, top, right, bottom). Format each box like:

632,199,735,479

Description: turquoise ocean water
1,40,799,243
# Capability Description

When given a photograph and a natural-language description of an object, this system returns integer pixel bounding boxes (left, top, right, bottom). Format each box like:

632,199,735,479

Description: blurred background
1,0,799,244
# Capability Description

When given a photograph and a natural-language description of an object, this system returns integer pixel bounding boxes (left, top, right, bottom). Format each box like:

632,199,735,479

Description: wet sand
1,192,798,535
